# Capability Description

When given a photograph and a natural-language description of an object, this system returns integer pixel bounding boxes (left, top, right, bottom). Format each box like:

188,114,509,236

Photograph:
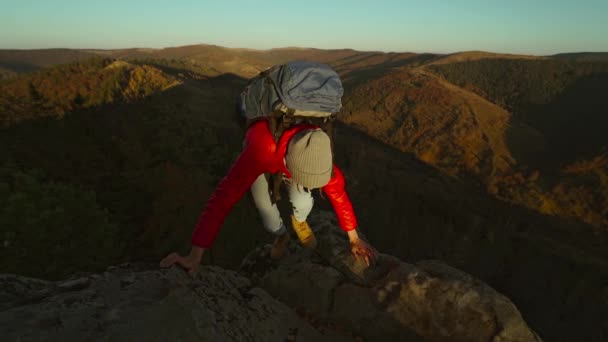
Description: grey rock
241,211,542,342
0,210,542,342
0,263,352,342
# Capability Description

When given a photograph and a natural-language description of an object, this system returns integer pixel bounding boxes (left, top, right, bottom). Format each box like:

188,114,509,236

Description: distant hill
0,45,430,79
114,45,429,79
341,68,518,181
0,48,97,73
342,54,608,228
426,51,543,66
0,58,180,127
427,58,608,166
550,52,608,62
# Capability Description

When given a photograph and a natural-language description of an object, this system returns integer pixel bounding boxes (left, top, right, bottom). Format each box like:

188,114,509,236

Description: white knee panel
251,174,285,235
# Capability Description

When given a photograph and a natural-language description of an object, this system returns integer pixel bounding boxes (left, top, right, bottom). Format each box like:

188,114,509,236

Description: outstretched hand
350,237,378,267
159,246,205,276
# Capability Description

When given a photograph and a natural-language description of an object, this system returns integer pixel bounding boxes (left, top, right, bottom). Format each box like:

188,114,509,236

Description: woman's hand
347,230,378,267
159,246,205,275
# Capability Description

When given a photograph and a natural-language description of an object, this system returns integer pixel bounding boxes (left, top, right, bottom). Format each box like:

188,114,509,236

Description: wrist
347,229,359,242
190,245,205,259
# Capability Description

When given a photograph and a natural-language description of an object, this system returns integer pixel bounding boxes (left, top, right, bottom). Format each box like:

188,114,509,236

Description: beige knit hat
286,129,333,189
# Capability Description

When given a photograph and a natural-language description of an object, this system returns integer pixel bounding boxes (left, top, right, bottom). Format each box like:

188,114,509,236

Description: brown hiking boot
270,232,290,260
291,214,317,250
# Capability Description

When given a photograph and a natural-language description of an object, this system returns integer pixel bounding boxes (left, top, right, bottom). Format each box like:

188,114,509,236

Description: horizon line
1,43,606,57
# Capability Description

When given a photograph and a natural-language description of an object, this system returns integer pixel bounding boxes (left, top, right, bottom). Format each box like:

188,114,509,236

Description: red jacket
192,120,358,248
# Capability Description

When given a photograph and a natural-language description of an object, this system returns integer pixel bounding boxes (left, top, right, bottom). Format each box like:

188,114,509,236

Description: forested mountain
0,58,179,127
1,46,607,340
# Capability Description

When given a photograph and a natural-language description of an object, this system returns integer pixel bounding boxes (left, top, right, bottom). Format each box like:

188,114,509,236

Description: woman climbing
160,61,377,274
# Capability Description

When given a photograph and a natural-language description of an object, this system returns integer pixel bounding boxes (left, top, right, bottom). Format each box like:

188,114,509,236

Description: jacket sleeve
191,138,267,248
322,165,358,232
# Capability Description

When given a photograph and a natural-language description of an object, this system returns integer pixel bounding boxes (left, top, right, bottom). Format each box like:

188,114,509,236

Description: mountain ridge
1,47,607,340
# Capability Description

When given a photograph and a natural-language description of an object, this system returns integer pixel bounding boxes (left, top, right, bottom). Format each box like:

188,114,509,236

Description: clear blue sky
1,0,606,55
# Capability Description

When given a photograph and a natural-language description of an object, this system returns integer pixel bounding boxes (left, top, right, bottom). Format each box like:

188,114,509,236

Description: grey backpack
239,61,343,138
238,61,344,202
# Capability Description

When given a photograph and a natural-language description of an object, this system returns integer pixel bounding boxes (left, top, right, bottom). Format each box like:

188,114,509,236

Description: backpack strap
267,109,289,204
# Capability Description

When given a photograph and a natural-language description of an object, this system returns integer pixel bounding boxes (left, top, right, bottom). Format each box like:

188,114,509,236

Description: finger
354,250,368,265
159,253,178,267
351,250,361,262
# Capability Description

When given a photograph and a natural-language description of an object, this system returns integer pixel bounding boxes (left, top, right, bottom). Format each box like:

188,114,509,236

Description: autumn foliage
0,58,179,127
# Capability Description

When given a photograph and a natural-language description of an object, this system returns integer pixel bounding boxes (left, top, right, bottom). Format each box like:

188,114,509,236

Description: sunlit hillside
341,68,517,181
0,58,180,127
1,46,607,340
